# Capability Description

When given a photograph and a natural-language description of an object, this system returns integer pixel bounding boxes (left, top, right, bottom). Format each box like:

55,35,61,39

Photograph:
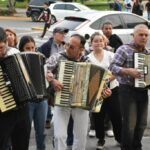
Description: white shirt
6,47,20,56
87,50,119,89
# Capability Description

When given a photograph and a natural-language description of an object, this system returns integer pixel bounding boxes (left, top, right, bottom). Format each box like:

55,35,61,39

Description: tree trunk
8,0,16,13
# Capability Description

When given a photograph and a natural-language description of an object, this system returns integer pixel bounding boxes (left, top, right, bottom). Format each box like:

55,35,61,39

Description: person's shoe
105,129,114,137
88,130,96,137
45,120,51,129
96,140,104,150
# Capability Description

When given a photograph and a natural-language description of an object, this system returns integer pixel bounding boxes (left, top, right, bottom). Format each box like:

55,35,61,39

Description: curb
31,27,44,31
0,16,30,21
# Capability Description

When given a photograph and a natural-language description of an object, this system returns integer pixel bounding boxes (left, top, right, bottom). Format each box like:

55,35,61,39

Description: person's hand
102,87,112,99
46,71,54,82
51,79,63,91
128,68,142,78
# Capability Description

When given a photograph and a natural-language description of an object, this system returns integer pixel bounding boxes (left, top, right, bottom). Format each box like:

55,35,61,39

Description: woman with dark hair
19,35,48,150
19,35,36,52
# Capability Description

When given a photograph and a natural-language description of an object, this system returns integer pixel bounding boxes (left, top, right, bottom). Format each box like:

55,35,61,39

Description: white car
49,2,91,23
50,11,150,48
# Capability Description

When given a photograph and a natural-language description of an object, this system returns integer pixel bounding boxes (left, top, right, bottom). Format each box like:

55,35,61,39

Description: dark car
26,0,56,23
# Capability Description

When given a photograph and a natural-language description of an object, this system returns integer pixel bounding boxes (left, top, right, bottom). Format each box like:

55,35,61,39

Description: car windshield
54,17,87,30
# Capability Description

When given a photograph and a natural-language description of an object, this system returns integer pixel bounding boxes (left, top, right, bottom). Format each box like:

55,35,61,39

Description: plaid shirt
109,41,150,86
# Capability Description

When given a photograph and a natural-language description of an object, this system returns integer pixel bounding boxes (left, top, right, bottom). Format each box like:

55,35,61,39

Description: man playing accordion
46,34,111,150
0,27,30,150
110,24,150,150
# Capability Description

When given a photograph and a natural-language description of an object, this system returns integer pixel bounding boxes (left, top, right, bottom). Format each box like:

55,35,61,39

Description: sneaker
96,140,104,150
45,120,51,129
105,130,114,137
88,130,96,137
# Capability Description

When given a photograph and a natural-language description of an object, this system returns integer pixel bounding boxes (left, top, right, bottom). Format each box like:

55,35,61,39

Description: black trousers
41,22,50,38
92,87,122,144
0,105,31,150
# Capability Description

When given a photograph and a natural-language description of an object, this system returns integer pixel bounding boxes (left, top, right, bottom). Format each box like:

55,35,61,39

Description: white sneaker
105,130,114,137
88,130,96,137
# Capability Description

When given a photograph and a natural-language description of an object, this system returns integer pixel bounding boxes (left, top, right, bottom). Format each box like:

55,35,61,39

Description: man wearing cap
38,27,69,58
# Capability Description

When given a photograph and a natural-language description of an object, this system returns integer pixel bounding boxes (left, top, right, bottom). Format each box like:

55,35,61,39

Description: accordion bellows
0,52,47,112
55,60,111,110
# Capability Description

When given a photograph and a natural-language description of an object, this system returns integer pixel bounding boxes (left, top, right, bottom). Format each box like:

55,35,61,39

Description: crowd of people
110,0,150,20
0,6,150,150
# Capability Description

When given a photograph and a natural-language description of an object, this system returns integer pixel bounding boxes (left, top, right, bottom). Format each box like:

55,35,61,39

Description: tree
7,0,16,13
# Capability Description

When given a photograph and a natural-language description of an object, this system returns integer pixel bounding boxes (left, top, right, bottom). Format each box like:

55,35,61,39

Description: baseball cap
53,27,69,34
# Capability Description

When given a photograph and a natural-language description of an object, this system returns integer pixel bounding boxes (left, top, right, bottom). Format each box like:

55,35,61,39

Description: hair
71,34,86,48
134,24,149,34
5,28,18,47
18,35,35,52
90,32,105,43
101,21,112,29
0,27,7,43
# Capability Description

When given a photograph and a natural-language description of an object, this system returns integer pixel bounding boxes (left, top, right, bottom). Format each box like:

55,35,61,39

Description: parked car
49,2,91,23
26,0,91,24
50,11,150,48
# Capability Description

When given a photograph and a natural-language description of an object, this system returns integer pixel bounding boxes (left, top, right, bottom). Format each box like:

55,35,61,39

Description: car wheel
31,12,40,22
51,15,57,25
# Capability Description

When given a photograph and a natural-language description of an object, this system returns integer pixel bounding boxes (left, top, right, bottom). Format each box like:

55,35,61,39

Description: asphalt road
29,124,150,150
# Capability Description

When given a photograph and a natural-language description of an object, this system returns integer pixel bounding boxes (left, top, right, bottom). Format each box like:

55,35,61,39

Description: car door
65,4,80,16
51,4,66,21
51,3,80,21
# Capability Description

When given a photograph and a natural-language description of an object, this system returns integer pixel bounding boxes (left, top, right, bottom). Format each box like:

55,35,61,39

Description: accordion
55,60,111,110
134,53,150,88
0,52,47,113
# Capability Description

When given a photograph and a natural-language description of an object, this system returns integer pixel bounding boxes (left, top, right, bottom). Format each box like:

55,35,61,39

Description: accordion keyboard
134,53,146,88
0,66,16,112
55,61,74,106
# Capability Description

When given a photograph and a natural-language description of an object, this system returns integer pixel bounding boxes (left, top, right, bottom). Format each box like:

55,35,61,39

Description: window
121,14,148,28
66,4,79,11
90,14,123,30
53,4,65,10
54,17,87,30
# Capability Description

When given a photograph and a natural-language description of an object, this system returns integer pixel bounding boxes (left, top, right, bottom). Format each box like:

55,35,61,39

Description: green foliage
0,0,28,8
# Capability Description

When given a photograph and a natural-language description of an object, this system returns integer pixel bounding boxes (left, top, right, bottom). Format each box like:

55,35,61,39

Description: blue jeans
28,100,48,150
119,85,148,150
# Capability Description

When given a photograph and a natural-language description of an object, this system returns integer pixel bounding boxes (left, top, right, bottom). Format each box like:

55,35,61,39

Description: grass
0,0,28,8
0,0,121,13
0,0,111,9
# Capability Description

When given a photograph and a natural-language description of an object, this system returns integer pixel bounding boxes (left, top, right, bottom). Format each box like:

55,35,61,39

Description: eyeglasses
65,43,82,51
